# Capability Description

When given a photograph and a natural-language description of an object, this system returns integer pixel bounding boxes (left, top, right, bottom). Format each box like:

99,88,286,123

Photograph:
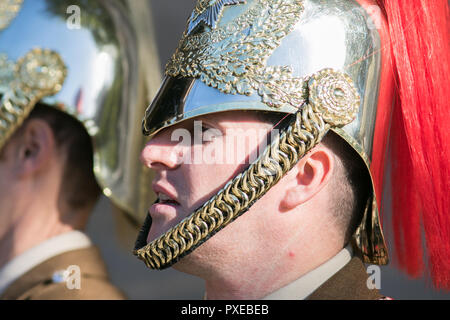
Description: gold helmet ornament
134,0,450,289
0,0,160,222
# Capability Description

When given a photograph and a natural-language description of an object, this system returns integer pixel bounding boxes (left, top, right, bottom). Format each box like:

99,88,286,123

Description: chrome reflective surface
145,0,380,161
0,0,160,222
141,0,388,265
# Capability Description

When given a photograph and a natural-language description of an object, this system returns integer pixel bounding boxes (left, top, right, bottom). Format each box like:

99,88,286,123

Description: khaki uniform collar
0,246,111,300
263,245,353,300
0,231,91,296
306,255,384,300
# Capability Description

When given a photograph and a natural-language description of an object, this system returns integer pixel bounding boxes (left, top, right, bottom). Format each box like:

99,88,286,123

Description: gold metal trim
0,0,23,31
0,48,67,150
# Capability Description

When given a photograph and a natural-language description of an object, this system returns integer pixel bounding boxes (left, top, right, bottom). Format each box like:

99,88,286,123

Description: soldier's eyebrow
201,118,220,130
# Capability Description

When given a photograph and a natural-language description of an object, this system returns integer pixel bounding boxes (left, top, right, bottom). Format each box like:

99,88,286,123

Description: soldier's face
140,111,276,243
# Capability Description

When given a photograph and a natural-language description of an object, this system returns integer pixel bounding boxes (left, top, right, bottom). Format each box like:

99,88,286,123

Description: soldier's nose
140,142,184,170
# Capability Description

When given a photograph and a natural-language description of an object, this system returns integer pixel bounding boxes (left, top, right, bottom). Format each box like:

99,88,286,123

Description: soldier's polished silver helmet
0,0,160,221
134,0,394,269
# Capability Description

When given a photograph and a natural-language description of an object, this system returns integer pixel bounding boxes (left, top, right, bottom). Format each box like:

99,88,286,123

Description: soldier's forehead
184,110,265,123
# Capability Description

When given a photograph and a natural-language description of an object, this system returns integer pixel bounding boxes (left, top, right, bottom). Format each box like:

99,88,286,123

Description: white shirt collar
0,230,92,296
263,245,353,300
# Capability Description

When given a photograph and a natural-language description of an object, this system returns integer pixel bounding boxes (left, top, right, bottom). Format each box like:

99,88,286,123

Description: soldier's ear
15,119,56,178
280,146,334,211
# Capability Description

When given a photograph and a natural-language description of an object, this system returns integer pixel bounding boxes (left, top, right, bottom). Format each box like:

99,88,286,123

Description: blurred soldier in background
134,0,449,299
0,0,159,299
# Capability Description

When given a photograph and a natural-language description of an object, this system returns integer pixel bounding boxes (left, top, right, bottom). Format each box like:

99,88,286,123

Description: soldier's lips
149,199,180,220
147,200,182,243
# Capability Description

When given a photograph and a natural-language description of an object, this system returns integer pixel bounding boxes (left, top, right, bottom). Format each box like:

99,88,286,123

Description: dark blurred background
86,0,450,300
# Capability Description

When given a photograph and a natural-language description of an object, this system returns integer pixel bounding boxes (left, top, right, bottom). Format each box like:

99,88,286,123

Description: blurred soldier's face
0,126,40,241
0,142,18,239
0,118,65,244
140,111,276,243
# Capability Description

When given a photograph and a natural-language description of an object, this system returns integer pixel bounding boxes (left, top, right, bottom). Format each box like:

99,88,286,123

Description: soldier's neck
0,202,76,269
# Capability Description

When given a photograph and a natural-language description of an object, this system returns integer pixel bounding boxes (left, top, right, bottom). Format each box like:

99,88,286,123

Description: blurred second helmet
0,0,160,222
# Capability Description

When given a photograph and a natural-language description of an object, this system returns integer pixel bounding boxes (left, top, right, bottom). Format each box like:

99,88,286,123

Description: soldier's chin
146,228,162,243
146,221,178,243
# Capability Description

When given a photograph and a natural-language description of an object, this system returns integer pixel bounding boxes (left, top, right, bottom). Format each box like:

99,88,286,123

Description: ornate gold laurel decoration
0,48,67,150
166,0,304,104
143,0,306,135
135,68,360,269
0,0,23,31
308,69,360,126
